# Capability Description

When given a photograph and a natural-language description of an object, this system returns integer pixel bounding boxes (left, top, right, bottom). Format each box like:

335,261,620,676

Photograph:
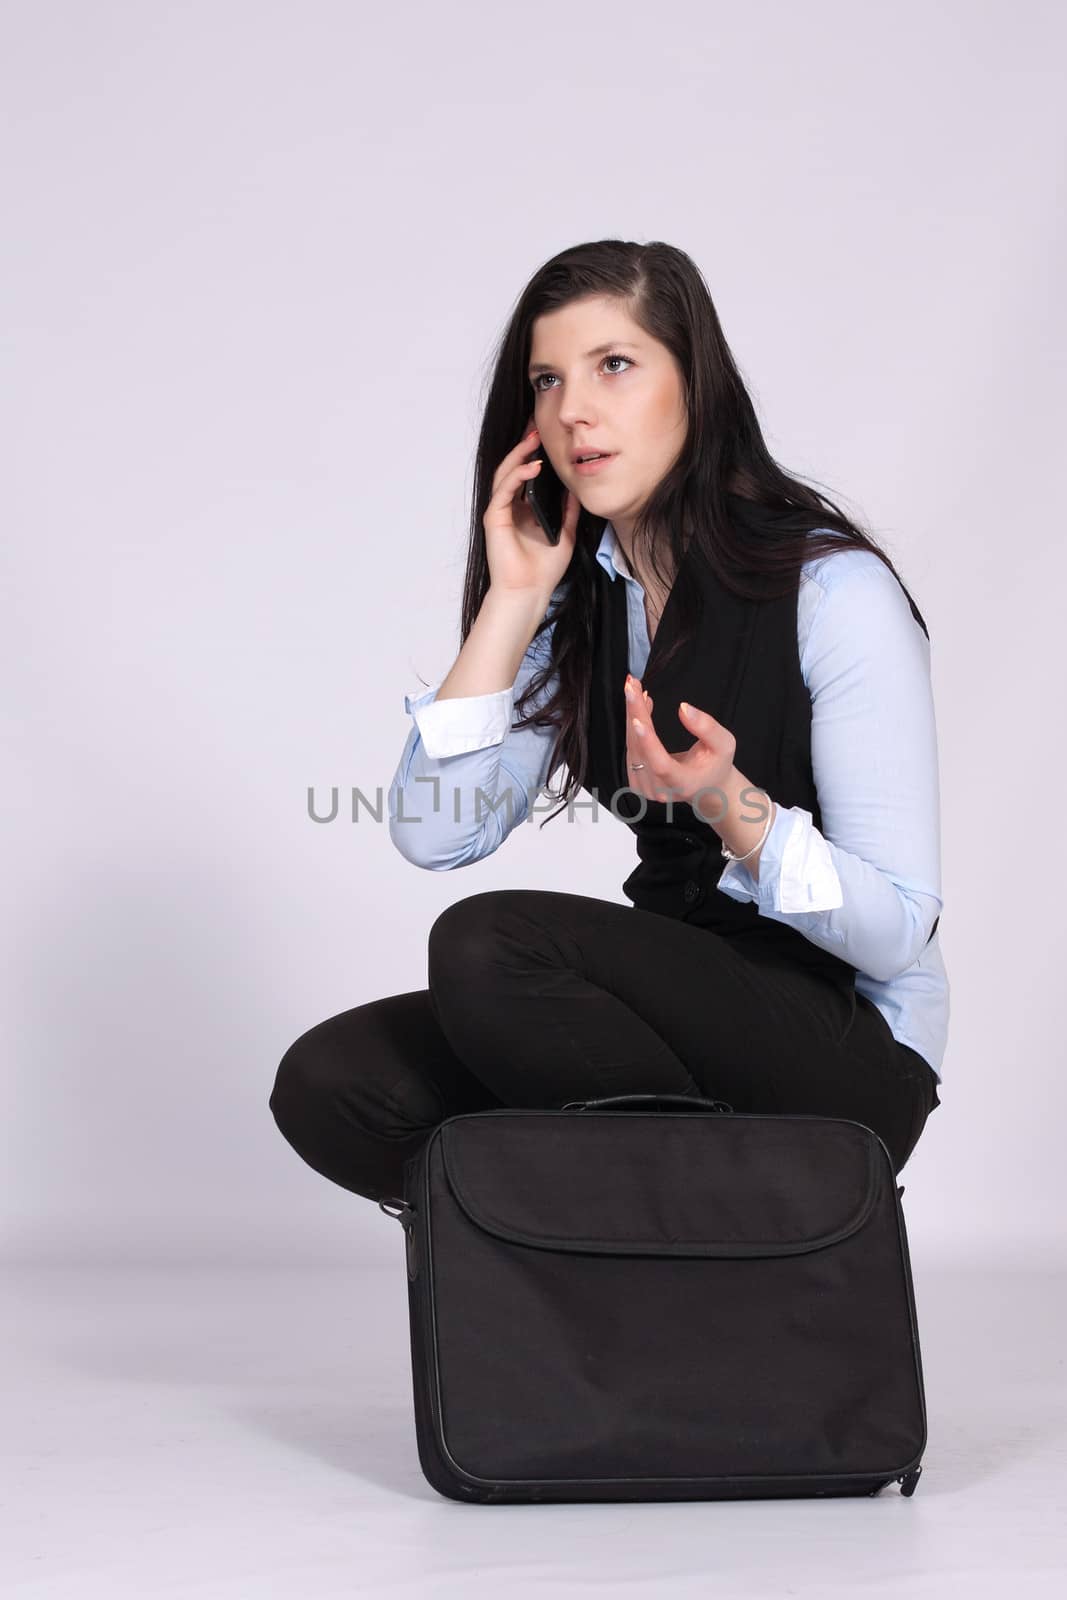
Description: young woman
269,238,947,1206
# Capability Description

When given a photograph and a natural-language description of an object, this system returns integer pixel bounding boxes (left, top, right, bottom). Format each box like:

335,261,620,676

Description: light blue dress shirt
387,523,949,1081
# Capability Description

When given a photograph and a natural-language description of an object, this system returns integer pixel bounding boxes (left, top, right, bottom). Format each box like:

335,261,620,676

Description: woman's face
527,295,688,541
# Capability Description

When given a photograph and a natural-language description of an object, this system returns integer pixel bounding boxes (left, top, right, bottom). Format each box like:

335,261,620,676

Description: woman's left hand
624,673,737,825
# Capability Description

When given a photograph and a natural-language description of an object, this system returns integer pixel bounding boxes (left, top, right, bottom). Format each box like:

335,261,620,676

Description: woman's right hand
483,419,580,598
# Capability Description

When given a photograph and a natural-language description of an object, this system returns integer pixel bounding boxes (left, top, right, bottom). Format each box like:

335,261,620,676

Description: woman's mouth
573,453,617,477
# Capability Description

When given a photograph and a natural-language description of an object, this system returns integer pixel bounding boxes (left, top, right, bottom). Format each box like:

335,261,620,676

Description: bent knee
269,1009,447,1139
428,890,517,972
268,1023,339,1136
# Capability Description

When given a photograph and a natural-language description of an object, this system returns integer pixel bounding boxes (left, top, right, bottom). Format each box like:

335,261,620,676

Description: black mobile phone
522,444,567,545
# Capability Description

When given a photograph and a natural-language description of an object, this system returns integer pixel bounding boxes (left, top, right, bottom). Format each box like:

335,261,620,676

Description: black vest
581,495,934,995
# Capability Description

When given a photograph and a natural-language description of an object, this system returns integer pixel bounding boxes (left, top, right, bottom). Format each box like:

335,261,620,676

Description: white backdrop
4,0,1064,1273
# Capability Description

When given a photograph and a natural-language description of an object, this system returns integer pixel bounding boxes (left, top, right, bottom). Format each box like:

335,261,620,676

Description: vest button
683,879,700,903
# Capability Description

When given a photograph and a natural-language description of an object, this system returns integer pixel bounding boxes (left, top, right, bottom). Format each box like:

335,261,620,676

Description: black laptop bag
379,1091,928,1504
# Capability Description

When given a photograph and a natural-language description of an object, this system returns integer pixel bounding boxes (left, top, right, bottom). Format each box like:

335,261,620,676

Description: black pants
269,889,942,1203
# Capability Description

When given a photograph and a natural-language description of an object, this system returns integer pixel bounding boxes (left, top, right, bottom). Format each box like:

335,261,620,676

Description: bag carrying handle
560,1092,734,1115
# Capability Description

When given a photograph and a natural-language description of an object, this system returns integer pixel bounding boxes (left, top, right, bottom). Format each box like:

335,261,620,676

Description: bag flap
439,1112,878,1257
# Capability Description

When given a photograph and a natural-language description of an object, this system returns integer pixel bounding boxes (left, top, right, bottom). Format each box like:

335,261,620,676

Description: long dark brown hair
453,238,928,828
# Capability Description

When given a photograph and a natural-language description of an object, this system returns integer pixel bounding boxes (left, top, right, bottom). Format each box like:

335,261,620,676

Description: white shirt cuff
776,806,844,912
403,683,514,760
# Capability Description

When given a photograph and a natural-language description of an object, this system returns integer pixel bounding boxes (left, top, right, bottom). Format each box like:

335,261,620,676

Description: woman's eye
532,353,634,392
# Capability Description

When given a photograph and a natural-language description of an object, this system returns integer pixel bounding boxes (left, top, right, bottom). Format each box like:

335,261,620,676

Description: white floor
4,1254,1066,1599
